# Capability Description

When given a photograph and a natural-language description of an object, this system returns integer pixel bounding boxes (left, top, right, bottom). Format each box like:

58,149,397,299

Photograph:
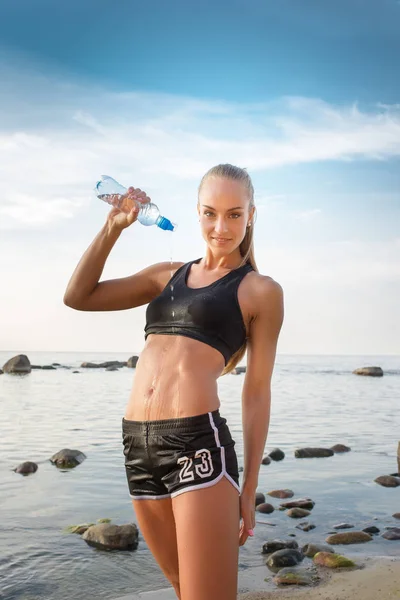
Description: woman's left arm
239,277,284,546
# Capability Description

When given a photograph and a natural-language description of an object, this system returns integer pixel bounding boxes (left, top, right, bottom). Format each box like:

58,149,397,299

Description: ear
197,202,201,218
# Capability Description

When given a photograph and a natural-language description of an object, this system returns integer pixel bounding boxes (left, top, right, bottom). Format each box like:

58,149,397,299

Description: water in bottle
95,175,176,231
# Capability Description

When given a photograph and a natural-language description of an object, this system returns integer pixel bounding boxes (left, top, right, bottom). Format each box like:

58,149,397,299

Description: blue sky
0,0,399,355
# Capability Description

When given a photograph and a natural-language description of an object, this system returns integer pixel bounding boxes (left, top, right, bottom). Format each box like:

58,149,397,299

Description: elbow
63,292,83,310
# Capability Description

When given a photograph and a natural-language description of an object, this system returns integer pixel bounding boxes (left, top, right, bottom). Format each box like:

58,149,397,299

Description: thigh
172,476,240,600
132,497,180,589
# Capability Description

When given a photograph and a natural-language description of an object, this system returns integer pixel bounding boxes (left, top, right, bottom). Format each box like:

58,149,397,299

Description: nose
214,216,228,234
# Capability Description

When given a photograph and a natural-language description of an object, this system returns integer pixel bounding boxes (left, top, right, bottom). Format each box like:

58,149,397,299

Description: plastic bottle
95,175,176,231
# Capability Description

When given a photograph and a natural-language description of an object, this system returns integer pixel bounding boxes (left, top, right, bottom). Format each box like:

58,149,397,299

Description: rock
382,528,400,540
261,456,271,465
273,566,314,586
72,371,80,374
353,366,383,377
287,508,311,519
256,503,275,514
295,447,334,458
268,448,285,461
302,543,334,558
13,461,38,475
64,523,95,535
238,466,243,472
255,492,266,506
41,365,57,370
393,513,400,520
106,366,119,371
266,548,304,570
0,369,3,375
330,444,351,453
97,518,112,523
326,531,372,545
127,355,139,368
231,366,246,375
363,526,380,535
50,449,86,468
295,521,315,532
280,498,315,510
374,475,400,488
80,361,127,369
333,523,354,530
262,539,299,554
82,523,139,550
31,365,43,369
268,489,294,499
313,552,356,568
2,354,31,374
52,363,61,366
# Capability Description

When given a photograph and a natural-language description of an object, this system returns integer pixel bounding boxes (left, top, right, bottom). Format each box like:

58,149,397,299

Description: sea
0,351,399,600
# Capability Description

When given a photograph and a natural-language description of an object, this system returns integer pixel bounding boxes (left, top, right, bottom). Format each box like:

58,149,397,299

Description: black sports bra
144,258,254,364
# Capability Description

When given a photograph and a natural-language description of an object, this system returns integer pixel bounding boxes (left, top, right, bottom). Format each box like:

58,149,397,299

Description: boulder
381,528,400,540
50,449,86,468
41,365,57,370
374,475,400,488
64,523,95,535
13,461,38,475
127,355,139,368
2,354,31,374
262,539,299,554
255,492,266,506
106,366,119,371
274,566,314,586
268,489,294,499
330,444,351,453
332,523,354,530
82,523,139,550
268,448,285,461
261,456,271,465
266,548,304,570
256,503,274,514
353,366,383,377
80,361,127,369
393,513,400,520
363,526,380,535
302,543,334,558
295,447,334,458
280,498,315,510
313,552,356,568
287,508,311,519
295,521,315,532
326,531,372,545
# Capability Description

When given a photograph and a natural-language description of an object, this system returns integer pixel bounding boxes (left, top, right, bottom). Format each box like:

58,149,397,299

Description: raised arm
239,276,284,546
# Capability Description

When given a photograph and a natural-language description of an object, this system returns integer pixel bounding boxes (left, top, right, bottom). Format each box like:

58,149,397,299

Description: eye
204,211,215,217
230,213,241,219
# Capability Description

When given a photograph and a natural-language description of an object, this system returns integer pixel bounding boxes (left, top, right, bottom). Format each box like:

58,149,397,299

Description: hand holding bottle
106,187,151,233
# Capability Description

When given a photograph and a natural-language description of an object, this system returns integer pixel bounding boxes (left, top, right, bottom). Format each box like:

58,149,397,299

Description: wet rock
127,355,139,368
262,539,299,554
42,365,57,370
256,503,274,514
72,371,80,374
313,552,356,568
381,528,400,540
280,498,315,510
302,543,334,558
266,548,304,570
81,360,127,369
268,448,285,461
353,366,383,377
393,513,400,520
330,444,351,453
333,522,354,530
231,366,246,375
363,526,380,535
295,521,315,532
295,447,334,458
255,492,266,506
50,449,86,468
268,489,294,499
261,456,271,465
2,354,31,374
287,508,311,519
374,475,400,488
52,363,61,366
82,523,139,550
106,366,119,371
13,461,38,475
326,531,372,545
274,566,314,586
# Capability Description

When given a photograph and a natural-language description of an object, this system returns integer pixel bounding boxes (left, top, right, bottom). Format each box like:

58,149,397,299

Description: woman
64,163,284,600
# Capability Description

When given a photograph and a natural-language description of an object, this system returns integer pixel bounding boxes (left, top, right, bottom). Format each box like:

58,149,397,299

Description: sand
238,556,400,600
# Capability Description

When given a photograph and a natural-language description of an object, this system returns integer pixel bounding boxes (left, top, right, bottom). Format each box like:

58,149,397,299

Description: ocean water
0,351,399,600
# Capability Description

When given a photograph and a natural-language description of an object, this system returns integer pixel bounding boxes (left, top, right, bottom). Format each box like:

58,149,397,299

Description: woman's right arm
63,191,182,311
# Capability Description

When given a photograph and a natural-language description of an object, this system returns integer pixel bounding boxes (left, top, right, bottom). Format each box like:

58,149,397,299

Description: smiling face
197,176,254,257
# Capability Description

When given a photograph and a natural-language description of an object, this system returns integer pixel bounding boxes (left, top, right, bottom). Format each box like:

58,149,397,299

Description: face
197,176,254,255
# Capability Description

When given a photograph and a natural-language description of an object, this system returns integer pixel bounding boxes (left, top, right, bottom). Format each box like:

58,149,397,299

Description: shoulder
145,261,186,292
245,271,284,309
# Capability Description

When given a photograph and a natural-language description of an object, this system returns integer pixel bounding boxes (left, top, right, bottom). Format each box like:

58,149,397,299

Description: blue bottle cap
157,216,176,231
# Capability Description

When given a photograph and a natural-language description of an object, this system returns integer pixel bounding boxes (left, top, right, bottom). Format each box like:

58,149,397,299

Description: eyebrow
202,204,244,211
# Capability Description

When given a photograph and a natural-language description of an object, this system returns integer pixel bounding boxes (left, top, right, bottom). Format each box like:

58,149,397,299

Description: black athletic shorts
122,409,240,500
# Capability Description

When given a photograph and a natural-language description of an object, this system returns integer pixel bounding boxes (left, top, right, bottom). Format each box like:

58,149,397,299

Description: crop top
144,257,254,365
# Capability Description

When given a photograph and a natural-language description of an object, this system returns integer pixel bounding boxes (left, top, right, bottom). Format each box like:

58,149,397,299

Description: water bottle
95,175,176,231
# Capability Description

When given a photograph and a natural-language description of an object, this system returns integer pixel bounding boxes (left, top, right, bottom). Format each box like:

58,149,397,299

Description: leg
132,497,181,599
172,477,240,600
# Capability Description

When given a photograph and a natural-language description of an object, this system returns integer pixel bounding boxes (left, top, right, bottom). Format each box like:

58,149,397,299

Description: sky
0,0,399,356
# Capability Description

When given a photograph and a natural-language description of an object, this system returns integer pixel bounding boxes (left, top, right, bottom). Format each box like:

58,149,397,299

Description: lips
212,237,230,242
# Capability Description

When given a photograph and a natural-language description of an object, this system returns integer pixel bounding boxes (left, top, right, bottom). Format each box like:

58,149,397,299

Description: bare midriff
123,334,225,421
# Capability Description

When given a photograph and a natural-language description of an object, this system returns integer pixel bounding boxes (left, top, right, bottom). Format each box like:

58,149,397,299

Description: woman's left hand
239,488,256,546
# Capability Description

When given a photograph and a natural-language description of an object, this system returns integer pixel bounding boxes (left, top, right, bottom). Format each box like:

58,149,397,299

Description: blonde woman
64,164,284,600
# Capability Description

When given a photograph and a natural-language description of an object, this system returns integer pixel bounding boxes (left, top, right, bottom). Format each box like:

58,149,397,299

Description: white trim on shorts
129,411,240,500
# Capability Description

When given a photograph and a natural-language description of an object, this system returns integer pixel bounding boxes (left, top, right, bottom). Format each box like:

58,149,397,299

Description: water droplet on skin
172,310,175,318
